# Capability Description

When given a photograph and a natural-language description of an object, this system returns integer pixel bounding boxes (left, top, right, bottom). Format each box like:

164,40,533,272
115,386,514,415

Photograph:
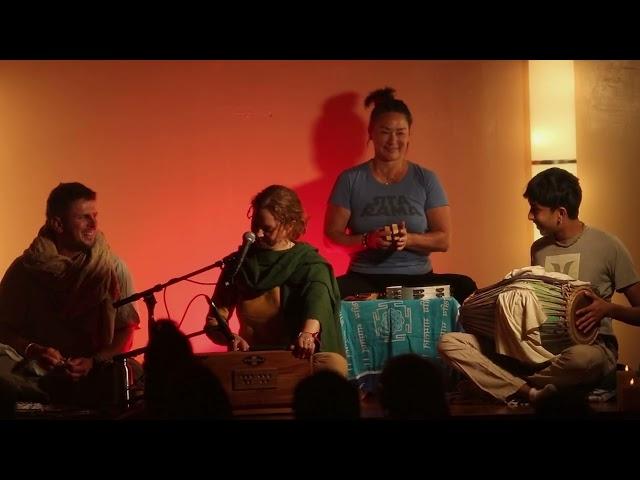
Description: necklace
372,161,406,185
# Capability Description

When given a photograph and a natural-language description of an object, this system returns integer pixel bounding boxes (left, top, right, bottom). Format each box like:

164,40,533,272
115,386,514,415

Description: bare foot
529,384,558,405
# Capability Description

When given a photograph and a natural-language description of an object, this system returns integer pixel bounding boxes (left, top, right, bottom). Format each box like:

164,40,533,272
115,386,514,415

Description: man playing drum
439,168,640,405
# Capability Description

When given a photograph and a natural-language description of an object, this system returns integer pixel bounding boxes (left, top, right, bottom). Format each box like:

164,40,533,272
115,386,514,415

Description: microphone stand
109,254,242,410
112,257,231,361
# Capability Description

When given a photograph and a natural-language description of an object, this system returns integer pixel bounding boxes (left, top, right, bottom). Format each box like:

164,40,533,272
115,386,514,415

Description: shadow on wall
294,92,367,276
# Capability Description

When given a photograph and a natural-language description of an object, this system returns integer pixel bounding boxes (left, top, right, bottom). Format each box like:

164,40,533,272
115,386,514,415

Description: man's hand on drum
575,290,611,333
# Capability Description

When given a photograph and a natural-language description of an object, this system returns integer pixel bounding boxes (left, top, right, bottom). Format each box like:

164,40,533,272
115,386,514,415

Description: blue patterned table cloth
339,297,460,392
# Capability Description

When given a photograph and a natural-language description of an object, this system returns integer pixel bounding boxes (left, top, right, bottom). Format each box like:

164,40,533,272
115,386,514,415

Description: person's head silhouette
379,354,450,419
294,370,360,419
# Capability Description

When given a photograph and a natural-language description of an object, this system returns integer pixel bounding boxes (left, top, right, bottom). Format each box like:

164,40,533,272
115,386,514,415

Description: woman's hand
231,334,250,352
392,221,407,251
365,227,394,250
292,331,317,359
365,222,408,251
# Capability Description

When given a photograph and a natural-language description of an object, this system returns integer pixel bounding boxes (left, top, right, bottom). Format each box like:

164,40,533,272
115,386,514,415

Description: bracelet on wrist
361,232,369,248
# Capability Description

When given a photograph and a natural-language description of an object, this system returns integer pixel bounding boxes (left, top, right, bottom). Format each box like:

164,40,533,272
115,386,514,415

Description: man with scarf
0,182,139,405
204,185,347,375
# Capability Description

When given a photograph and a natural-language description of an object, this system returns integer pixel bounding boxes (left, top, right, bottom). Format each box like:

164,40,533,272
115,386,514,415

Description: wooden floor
448,399,620,417
232,393,628,420
11,390,634,421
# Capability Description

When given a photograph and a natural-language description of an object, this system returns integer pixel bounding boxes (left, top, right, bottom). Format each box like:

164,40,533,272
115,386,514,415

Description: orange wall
0,60,532,353
575,61,640,370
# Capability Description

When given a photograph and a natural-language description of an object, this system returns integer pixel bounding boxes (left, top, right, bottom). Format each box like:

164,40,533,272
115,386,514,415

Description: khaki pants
438,332,617,402
312,352,348,378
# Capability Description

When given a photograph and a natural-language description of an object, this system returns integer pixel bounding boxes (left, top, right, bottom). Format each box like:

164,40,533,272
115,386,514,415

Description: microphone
225,231,256,287
204,299,235,345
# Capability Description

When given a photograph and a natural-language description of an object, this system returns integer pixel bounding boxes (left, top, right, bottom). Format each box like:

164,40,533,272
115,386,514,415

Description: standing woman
324,87,476,305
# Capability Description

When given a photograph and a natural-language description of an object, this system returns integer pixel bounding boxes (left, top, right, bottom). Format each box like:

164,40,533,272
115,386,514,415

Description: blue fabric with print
339,297,459,393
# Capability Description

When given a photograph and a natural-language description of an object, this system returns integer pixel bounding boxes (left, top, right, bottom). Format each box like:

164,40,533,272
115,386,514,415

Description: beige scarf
22,227,120,349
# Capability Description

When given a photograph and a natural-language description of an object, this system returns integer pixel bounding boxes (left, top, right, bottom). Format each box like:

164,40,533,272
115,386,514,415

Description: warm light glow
529,60,576,161
529,60,577,243
530,130,547,150
625,365,630,372
632,378,635,386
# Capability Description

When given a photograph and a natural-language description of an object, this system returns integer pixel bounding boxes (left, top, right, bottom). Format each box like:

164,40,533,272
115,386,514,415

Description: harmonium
198,350,312,416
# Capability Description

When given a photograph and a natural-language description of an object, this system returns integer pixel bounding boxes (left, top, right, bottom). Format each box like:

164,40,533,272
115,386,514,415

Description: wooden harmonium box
198,350,312,413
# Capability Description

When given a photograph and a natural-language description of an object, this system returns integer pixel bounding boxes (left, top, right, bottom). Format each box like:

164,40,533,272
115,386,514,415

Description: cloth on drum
460,267,595,365
503,265,589,285
495,288,554,364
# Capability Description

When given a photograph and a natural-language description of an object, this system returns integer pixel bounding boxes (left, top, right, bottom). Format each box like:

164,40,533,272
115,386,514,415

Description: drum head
566,286,599,345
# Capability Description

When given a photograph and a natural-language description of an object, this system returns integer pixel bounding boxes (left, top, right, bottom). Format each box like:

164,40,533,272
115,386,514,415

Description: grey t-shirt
531,225,640,335
329,160,448,275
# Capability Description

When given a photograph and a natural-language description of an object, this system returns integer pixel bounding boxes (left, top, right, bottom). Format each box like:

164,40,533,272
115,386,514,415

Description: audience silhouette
379,354,450,419
293,370,360,419
144,319,231,419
